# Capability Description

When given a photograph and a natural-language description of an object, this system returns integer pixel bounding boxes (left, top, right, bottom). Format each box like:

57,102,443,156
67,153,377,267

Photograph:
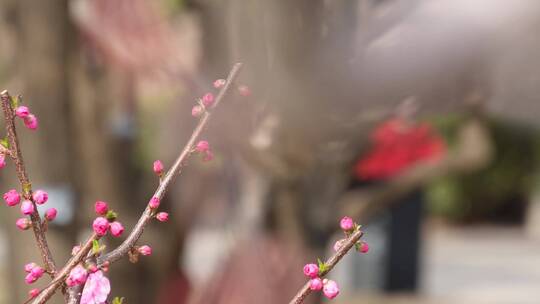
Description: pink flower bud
148,197,160,209
333,239,346,252
71,245,81,256
21,200,35,215
0,154,5,169
203,151,214,162
322,279,340,299
153,160,164,176
191,105,203,117
213,79,226,89
94,201,108,215
309,278,323,291
25,273,37,284
340,216,354,231
24,114,38,130
24,263,37,273
138,245,152,256
156,212,169,222
358,242,369,253
32,190,48,205
45,208,57,221
109,221,124,237
201,93,215,107
92,217,109,237
4,189,21,206
66,265,88,287
30,266,44,278
15,106,30,118
303,263,319,279
87,264,98,273
195,140,210,153
16,218,31,230
238,85,251,96
28,288,39,299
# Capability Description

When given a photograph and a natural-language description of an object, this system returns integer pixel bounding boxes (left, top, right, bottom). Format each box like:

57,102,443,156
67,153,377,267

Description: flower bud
30,266,44,279
28,288,39,299
24,114,38,130
0,154,5,169
94,201,108,215
322,279,340,299
195,140,210,153
309,278,323,291
153,160,164,176
25,273,37,284
16,218,31,230
24,263,38,273
138,245,152,256
148,197,160,209
340,216,354,231
32,190,48,205
15,106,30,118
156,212,169,222
21,200,35,215
303,264,319,279
45,208,57,221
191,105,203,117
66,265,88,287
358,241,369,253
202,93,215,107
213,79,226,89
4,189,20,206
92,217,109,236
110,221,124,237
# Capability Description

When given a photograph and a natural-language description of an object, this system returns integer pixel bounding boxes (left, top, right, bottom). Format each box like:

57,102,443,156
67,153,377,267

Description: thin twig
0,91,58,276
288,229,364,304
32,62,243,304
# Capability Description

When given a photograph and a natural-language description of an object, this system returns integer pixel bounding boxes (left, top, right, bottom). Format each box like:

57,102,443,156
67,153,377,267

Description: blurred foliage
426,115,540,222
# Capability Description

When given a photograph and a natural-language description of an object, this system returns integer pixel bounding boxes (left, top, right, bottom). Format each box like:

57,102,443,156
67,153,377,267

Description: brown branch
0,91,58,276
32,62,243,304
288,229,364,304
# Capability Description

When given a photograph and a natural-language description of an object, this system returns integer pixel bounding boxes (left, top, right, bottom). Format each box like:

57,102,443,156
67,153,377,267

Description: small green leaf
22,183,32,195
317,258,328,274
10,95,18,109
92,240,100,255
112,297,124,304
0,137,9,149
106,210,118,221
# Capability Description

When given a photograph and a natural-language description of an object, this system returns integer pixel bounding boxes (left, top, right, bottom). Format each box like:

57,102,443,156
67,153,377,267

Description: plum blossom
80,270,110,304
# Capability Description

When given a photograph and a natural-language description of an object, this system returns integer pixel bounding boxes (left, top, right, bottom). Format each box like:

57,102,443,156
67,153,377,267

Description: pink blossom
303,263,319,279
28,288,40,299
30,266,45,278
25,273,38,284
340,216,354,231
45,208,57,221
66,265,88,287
195,140,210,153
0,154,5,169
24,114,38,130
15,106,30,118
202,93,215,107
191,105,203,117
24,263,38,273
92,217,109,237
21,200,35,215
94,201,108,215
358,242,369,253
80,270,110,304
238,85,251,96
203,151,214,162
322,279,340,299
16,218,31,230
153,160,164,176
88,264,98,274
138,245,152,256
333,239,346,252
156,212,169,222
213,79,226,89
148,197,160,209
309,278,323,291
32,190,48,205
4,189,20,206
109,222,124,237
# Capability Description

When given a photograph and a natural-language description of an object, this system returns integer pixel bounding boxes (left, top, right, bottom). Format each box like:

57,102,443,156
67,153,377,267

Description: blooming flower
322,279,340,299
156,212,169,222
138,245,152,256
309,278,323,291
303,264,319,279
4,189,20,206
45,208,57,221
15,106,30,118
92,217,109,237
148,197,160,209
202,93,215,107
213,79,226,89
153,160,164,176
24,114,38,130
66,265,88,287
21,200,35,215
109,222,124,237
32,190,48,205
80,270,110,304
340,216,354,231
94,201,108,215
16,218,31,230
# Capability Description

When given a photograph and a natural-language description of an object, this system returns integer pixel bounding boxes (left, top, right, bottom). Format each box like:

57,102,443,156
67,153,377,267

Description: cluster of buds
92,201,124,237
3,188,57,231
191,91,216,118
334,216,369,254
15,104,38,130
24,262,45,285
303,263,340,299
194,140,213,162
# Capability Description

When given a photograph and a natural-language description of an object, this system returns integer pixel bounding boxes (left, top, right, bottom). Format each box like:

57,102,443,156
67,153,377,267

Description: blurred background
1,0,540,303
